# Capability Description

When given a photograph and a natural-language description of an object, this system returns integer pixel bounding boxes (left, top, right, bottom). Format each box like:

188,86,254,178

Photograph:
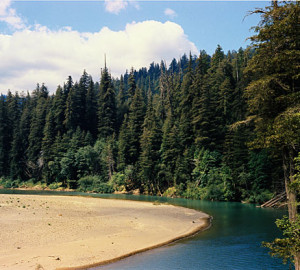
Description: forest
0,2,298,206
0,47,275,202
0,1,299,268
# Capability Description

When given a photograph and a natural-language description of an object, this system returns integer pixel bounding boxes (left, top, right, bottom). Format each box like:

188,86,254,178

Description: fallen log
260,191,286,208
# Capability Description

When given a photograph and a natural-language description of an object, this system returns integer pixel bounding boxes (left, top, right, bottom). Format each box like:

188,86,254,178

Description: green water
0,190,289,269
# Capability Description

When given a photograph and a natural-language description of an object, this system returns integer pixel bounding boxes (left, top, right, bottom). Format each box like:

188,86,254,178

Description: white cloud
104,0,140,14
0,0,11,16
0,0,26,30
104,0,128,14
164,8,177,19
0,20,198,94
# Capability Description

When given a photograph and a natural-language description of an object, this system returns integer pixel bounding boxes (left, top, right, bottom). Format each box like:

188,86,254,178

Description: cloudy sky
0,0,267,94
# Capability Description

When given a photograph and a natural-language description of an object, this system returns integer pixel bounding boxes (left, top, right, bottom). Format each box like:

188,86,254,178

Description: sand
0,194,210,270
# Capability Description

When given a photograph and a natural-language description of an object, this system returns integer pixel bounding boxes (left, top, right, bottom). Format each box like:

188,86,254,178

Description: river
0,190,289,269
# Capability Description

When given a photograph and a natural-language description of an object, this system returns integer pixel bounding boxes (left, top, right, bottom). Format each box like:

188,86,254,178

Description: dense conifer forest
0,1,299,268
0,2,298,208
0,47,281,202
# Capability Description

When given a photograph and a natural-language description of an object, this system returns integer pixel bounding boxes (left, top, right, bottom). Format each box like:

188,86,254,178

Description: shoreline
59,217,211,270
0,194,211,270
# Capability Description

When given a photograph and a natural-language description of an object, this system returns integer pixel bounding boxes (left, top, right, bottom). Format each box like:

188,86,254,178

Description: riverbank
0,194,210,270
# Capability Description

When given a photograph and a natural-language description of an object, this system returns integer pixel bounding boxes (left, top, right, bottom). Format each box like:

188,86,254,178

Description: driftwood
260,191,286,208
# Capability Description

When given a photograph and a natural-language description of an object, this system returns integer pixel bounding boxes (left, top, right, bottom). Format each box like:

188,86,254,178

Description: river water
0,190,289,269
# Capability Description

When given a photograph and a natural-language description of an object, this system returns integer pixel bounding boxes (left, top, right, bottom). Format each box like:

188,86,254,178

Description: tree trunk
282,147,300,270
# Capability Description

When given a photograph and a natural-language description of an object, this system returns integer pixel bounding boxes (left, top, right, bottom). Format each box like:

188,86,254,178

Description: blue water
94,196,288,270
0,190,289,269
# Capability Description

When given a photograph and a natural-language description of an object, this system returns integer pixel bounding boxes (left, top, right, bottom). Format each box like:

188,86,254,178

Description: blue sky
0,0,268,93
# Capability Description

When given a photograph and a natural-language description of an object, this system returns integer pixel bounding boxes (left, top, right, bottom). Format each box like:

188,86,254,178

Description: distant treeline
0,46,283,202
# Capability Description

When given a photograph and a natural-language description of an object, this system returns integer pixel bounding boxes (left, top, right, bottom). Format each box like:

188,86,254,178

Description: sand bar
0,194,210,270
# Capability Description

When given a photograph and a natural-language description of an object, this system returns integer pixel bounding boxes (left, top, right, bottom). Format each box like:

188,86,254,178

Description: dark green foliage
117,114,130,171
138,90,162,194
159,115,180,187
245,2,300,267
64,82,84,132
0,95,7,176
85,79,98,137
192,50,211,147
42,109,56,183
1,9,299,270
27,84,49,180
98,66,117,138
52,85,66,135
0,53,279,202
77,175,114,193
128,69,136,98
116,75,129,132
263,215,300,265
127,87,145,166
0,5,296,206
178,55,195,148
12,94,32,180
191,148,234,201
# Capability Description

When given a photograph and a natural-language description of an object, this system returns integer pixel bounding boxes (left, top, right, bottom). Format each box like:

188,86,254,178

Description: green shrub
78,175,114,193
263,215,300,265
110,172,126,192
183,182,205,200
0,178,20,189
25,179,37,187
3,180,13,188
163,183,186,198
48,182,62,190
11,180,21,188
163,187,177,197
78,175,97,192
93,183,114,194
247,190,274,204
111,172,126,186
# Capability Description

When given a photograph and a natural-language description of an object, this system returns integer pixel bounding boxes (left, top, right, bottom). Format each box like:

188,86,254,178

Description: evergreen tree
0,95,7,176
78,70,90,130
6,92,22,175
157,64,173,122
139,90,162,194
14,93,33,180
64,76,73,96
64,82,84,132
52,85,66,135
116,75,129,132
98,65,117,138
159,113,181,188
178,54,195,148
117,114,129,171
192,50,211,147
27,84,49,180
211,44,224,68
127,87,145,165
245,2,300,267
202,46,231,151
85,78,97,137
42,109,56,183
128,69,136,101
169,58,179,74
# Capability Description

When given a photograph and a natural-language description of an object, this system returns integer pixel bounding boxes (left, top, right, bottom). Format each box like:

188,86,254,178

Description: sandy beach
0,194,210,270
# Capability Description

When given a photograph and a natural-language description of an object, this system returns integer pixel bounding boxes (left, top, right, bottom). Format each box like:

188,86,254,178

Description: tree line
0,45,280,202
0,1,299,267
0,3,298,205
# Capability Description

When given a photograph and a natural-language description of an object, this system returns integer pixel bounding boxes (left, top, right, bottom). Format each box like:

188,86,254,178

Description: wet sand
0,194,210,270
